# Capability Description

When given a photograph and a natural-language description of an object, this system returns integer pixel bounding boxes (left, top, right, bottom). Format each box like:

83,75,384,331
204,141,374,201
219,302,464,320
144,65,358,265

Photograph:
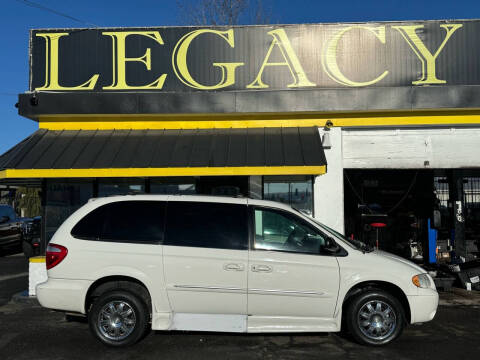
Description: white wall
314,127,345,234
343,127,480,169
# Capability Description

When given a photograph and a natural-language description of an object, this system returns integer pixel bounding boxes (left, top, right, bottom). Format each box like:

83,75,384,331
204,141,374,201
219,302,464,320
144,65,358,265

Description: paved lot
0,252,28,306
1,254,479,360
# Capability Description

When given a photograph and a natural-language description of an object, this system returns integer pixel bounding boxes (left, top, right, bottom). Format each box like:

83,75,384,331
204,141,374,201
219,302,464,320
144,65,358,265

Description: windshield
291,206,373,252
313,219,373,252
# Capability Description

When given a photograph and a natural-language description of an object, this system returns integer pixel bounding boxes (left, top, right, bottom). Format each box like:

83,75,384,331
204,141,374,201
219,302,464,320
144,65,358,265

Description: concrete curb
29,256,47,297
11,290,40,306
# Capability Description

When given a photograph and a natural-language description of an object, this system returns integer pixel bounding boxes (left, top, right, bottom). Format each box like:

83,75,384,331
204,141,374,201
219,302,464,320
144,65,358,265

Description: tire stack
456,259,480,291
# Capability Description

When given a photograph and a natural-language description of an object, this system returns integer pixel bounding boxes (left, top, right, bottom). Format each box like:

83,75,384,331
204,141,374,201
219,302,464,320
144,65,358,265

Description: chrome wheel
357,300,397,341
97,301,136,341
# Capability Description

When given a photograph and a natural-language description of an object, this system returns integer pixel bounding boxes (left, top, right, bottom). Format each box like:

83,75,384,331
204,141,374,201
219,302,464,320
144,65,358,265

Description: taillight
46,244,68,270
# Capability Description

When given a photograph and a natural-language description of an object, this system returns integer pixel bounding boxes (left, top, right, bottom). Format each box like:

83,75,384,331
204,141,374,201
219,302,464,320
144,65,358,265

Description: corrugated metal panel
283,127,304,166
0,130,47,169
189,128,214,167
29,21,480,92
0,127,326,171
210,129,229,167
23,20,480,119
53,130,94,168
149,129,180,168
245,128,265,167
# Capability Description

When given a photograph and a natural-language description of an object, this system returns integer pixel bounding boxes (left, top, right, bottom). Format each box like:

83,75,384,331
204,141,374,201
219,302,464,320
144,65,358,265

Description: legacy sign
30,20,479,92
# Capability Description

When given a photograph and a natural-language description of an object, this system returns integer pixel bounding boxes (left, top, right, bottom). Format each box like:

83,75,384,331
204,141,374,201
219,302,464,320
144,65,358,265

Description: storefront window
98,178,145,197
45,180,93,241
150,178,196,195
263,176,314,215
463,177,480,243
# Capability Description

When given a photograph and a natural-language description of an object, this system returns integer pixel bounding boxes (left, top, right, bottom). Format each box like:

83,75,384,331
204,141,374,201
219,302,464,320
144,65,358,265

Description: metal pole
450,170,467,261
40,179,47,256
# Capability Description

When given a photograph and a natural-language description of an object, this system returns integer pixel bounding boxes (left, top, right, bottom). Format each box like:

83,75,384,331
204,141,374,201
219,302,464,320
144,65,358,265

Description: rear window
164,201,248,250
71,201,165,243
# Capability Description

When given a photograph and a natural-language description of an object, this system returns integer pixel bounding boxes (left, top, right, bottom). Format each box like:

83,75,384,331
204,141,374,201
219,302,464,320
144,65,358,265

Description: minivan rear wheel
345,289,405,346
88,290,149,347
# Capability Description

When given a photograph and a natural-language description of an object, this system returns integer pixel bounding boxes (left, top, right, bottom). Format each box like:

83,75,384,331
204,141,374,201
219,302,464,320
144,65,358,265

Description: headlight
412,274,432,288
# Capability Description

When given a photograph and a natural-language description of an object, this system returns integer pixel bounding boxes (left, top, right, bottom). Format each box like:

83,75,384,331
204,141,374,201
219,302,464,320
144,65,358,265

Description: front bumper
407,289,439,324
36,278,93,314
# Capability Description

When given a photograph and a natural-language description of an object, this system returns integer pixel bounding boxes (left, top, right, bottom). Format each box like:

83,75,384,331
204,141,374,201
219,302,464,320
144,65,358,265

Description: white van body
37,195,438,346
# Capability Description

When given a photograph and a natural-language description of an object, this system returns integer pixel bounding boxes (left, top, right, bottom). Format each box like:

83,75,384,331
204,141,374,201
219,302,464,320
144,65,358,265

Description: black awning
0,127,326,179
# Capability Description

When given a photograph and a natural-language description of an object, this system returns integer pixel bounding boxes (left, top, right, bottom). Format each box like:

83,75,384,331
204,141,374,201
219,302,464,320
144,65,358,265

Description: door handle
223,263,245,271
251,264,273,273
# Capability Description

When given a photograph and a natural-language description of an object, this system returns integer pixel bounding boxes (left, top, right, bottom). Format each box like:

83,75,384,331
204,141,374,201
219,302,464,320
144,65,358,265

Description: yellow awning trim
0,166,327,179
29,256,46,263
38,110,480,130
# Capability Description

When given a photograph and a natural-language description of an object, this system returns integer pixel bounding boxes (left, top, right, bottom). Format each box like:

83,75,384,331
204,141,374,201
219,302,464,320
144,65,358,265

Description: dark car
22,216,42,258
0,204,24,255
0,204,41,257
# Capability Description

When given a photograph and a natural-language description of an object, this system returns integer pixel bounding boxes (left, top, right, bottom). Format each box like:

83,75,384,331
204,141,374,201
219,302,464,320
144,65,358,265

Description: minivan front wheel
345,289,405,346
88,290,149,347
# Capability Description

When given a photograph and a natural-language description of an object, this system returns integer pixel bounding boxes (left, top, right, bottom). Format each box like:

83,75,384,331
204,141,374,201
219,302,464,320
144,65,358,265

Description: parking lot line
0,272,28,282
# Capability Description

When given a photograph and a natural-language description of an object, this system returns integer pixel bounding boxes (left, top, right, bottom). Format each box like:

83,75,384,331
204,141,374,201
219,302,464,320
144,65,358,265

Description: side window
70,206,106,240
71,201,165,243
164,201,248,250
254,208,326,255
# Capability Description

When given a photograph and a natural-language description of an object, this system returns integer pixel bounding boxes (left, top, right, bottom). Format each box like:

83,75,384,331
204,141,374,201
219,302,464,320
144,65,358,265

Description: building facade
1,20,480,261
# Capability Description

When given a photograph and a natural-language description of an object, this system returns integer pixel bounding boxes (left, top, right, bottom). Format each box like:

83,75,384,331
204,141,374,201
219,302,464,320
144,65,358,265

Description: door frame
245,204,343,332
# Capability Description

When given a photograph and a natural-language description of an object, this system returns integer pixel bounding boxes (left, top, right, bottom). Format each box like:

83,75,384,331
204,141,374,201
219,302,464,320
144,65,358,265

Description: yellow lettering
102,31,166,90
247,29,315,89
172,29,243,90
393,24,463,85
322,26,388,87
36,33,99,91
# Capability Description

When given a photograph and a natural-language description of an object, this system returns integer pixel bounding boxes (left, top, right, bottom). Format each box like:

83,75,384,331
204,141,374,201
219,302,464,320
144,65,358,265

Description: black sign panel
29,20,479,93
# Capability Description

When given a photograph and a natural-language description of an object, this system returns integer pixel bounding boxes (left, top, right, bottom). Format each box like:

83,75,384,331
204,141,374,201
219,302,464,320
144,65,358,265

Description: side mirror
0,216,9,224
321,237,340,254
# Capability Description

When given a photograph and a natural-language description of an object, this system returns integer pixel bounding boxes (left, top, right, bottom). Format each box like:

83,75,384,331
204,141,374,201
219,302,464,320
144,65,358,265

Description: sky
1,0,480,154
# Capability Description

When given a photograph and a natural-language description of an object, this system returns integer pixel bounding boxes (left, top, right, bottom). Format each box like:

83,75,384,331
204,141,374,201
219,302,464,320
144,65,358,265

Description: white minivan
37,195,438,347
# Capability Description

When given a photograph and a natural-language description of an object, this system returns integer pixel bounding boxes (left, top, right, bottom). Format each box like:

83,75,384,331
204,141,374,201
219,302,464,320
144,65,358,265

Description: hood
373,250,426,274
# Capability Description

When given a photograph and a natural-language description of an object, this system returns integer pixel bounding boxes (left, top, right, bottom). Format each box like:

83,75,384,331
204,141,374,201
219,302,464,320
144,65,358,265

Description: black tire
345,289,405,346
88,290,149,347
22,241,34,259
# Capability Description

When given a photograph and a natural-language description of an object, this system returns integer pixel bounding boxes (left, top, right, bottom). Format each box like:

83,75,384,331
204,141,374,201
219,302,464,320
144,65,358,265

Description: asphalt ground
0,252,28,306
1,253,480,360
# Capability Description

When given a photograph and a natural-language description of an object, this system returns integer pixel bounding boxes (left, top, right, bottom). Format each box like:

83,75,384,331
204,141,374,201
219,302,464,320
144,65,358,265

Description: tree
16,187,41,218
176,0,272,26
